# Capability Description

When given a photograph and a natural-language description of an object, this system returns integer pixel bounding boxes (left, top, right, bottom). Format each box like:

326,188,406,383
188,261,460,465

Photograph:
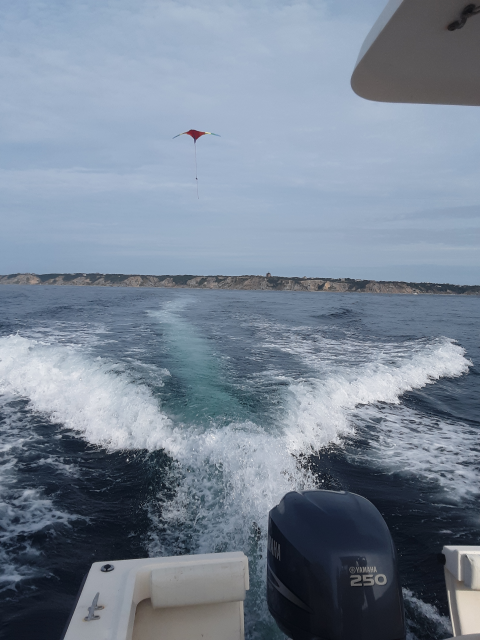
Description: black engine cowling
267,490,405,640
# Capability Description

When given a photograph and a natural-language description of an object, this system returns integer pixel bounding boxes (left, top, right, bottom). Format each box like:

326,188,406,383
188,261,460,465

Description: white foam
403,588,452,640
255,324,473,499
353,404,480,499
0,398,78,590
148,423,315,555
0,333,315,611
0,330,471,514
33,456,81,477
282,336,470,454
0,335,173,450
0,329,472,619
0,488,74,547
244,319,471,455
146,421,316,629
0,486,75,590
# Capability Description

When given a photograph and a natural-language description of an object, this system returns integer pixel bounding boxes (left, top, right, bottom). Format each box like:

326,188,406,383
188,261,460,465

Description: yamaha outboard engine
267,490,405,640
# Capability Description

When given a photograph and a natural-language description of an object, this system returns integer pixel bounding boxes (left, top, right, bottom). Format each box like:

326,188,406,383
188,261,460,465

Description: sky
0,0,479,285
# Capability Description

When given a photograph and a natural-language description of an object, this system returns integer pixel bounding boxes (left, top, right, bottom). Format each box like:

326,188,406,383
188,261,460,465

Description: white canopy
351,0,480,106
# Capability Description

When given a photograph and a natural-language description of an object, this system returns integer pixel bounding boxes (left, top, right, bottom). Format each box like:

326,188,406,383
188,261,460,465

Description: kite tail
194,141,199,199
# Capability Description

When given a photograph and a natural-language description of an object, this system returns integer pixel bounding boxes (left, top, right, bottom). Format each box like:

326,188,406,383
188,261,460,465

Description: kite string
194,141,199,199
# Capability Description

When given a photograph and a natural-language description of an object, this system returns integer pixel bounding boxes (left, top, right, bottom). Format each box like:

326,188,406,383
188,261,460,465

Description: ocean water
0,285,478,640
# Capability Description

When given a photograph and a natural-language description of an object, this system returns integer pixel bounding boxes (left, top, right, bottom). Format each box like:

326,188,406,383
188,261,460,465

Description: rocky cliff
0,272,478,295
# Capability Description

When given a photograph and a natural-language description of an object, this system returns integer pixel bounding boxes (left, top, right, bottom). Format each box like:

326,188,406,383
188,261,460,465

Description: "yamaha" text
268,535,281,561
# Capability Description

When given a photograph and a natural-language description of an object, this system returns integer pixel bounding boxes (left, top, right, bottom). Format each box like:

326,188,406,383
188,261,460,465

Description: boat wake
0,317,472,634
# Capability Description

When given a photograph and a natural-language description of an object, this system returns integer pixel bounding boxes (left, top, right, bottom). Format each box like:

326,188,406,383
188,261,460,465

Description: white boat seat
463,555,480,591
62,551,249,640
150,556,247,608
443,546,480,637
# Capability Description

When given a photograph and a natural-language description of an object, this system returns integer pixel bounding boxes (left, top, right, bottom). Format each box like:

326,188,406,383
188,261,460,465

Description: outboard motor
267,490,405,640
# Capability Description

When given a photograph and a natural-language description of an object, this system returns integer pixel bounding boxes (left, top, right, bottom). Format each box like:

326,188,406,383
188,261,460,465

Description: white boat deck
63,551,249,640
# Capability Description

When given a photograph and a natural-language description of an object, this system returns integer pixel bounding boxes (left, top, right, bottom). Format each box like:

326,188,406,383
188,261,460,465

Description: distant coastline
0,273,479,295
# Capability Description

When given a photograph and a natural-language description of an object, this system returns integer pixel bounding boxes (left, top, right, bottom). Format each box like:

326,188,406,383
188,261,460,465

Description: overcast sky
1,0,479,284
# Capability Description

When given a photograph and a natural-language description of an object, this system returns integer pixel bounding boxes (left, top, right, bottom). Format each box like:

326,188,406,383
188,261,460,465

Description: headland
0,273,478,295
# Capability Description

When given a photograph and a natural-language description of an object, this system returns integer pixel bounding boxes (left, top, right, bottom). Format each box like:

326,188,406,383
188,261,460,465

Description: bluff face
0,273,478,295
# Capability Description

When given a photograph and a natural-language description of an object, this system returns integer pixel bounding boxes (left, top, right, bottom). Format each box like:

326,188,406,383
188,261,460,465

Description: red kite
173,130,220,198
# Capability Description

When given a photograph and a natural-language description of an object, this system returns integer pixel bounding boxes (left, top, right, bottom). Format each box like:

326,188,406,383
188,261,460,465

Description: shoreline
0,273,479,295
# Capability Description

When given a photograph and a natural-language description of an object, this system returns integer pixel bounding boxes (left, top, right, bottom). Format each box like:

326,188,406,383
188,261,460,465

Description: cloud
0,0,479,283
398,204,480,221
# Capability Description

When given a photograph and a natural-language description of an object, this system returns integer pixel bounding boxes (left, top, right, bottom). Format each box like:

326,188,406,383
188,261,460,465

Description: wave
403,588,452,640
0,333,313,619
0,396,78,591
0,328,472,630
352,404,479,500
258,322,473,498
0,330,471,523
283,337,471,455
0,335,173,451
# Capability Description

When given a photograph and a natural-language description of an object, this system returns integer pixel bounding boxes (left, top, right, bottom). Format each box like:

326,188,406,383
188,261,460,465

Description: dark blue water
0,286,479,640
